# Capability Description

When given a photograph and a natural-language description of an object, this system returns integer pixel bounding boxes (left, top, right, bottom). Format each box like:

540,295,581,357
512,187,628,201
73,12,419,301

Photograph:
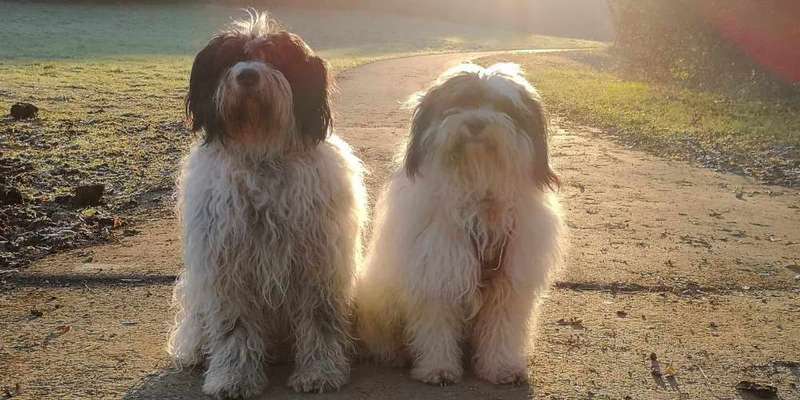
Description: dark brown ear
521,94,559,190
404,84,448,179
404,72,477,179
292,56,332,144
403,99,433,179
186,35,245,144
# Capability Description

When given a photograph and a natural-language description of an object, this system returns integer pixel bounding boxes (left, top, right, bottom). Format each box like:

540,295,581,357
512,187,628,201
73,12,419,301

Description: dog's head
186,10,331,153
404,63,558,191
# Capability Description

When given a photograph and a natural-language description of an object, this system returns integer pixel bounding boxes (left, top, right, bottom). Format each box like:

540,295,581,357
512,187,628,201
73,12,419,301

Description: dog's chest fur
464,197,514,278
229,162,320,229
188,147,337,307
223,160,324,251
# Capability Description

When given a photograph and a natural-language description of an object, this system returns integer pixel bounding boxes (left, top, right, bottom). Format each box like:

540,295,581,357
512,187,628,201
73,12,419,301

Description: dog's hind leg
167,275,206,367
355,281,407,366
356,308,405,365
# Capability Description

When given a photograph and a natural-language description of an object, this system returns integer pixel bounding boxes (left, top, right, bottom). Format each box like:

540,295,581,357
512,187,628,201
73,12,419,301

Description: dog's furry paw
474,365,528,385
202,368,267,399
288,365,349,393
411,366,462,386
171,350,204,369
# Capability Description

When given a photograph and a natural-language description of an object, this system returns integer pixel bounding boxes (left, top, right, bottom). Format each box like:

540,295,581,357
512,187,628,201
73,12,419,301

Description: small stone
73,184,105,207
735,380,778,398
10,102,38,120
0,186,24,205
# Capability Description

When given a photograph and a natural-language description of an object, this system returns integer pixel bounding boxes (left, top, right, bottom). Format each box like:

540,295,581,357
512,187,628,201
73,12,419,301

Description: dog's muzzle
463,118,486,137
236,67,261,87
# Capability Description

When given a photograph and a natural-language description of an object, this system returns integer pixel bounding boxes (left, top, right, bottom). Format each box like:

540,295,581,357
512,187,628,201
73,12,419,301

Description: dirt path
2,52,799,400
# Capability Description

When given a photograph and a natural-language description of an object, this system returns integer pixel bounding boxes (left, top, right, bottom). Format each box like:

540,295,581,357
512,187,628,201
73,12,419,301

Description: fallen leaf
112,217,125,229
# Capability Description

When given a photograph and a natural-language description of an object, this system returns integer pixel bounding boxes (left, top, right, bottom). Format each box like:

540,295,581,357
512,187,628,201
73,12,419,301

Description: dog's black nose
465,119,486,135
236,68,260,86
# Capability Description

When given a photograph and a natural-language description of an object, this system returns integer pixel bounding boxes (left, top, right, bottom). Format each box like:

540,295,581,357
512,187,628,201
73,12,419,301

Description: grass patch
478,50,800,186
1,57,189,201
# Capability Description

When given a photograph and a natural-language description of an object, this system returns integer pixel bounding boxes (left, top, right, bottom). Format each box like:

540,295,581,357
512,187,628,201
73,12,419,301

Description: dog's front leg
202,298,269,399
288,278,351,393
471,273,534,385
407,298,464,385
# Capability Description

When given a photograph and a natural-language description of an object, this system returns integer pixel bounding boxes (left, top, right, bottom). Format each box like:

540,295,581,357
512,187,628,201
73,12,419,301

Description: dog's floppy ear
292,55,332,144
404,89,440,179
520,91,559,190
186,35,243,144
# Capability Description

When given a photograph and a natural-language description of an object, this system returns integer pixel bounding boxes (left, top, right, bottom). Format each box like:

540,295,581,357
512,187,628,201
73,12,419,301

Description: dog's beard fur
214,62,297,156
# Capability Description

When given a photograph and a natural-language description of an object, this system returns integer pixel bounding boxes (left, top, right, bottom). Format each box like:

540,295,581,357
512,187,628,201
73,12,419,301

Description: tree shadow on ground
125,364,532,400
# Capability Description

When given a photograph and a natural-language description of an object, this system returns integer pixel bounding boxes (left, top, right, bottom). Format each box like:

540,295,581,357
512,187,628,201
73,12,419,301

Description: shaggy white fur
167,10,367,398
170,135,367,397
356,63,565,386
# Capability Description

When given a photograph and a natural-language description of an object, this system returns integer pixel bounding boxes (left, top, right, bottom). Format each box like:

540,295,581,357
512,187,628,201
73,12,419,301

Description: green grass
1,57,189,204
478,51,800,185
0,3,599,62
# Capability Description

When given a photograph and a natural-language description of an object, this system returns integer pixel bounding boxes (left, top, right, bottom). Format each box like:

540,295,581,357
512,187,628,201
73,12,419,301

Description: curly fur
167,10,367,398
356,63,565,386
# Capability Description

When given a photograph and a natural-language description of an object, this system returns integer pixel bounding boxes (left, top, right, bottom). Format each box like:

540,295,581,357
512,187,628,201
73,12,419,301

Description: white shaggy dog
167,12,367,398
356,63,564,386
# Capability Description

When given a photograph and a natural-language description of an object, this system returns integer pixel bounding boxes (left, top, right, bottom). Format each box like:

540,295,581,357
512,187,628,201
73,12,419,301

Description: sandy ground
2,52,799,400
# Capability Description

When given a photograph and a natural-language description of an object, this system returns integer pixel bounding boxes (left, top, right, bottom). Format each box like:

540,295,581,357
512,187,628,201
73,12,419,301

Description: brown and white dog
168,11,366,398
356,63,565,386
